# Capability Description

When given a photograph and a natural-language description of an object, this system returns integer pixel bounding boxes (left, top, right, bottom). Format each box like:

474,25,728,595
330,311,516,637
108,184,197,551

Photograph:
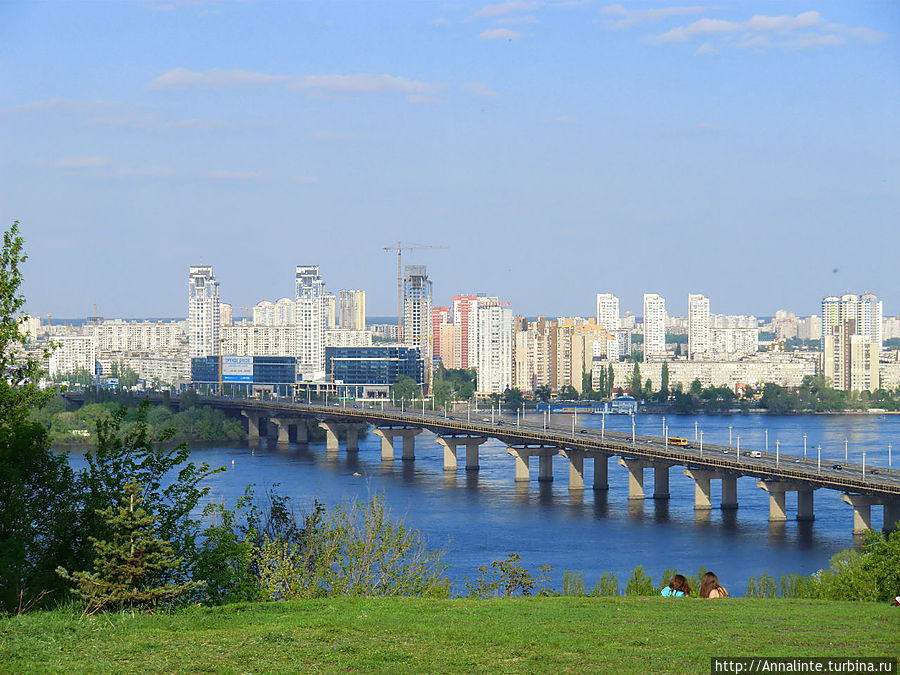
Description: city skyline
3,2,897,318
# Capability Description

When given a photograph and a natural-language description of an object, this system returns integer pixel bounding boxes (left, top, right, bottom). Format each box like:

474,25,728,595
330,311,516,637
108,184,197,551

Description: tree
533,385,552,403
558,384,579,401
391,376,419,403
659,361,669,401
57,481,204,615
629,362,642,398
607,363,615,398
431,378,452,407
643,379,653,401
0,222,82,614
503,387,524,408
690,378,703,396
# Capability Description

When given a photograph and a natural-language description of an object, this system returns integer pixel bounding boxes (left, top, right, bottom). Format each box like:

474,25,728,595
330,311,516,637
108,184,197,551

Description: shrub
466,553,553,598
624,565,655,596
591,572,619,597
562,570,585,597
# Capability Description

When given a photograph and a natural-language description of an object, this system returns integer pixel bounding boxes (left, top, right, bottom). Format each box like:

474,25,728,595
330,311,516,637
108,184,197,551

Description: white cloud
430,17,451,25
51,156,108,169
2,99,116,115
601,4,704,29
115,165,176,178
479,27,524,40
495,14,538,25
645,11,885,52
474,1,537,18
647,18,738,45
147,68,288,90
461,82,499,97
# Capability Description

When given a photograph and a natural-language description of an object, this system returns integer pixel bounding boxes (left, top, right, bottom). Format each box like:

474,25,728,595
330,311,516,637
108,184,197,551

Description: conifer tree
57,481,204,615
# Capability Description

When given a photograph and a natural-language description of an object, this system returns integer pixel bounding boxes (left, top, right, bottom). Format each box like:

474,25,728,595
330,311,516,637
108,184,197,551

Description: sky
1,1,898,321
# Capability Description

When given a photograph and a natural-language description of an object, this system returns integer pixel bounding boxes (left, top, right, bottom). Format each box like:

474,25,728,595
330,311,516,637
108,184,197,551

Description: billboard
222,355,253,383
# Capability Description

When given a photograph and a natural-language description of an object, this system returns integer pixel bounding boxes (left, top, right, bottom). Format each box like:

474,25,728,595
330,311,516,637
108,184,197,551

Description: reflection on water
61,411,898,596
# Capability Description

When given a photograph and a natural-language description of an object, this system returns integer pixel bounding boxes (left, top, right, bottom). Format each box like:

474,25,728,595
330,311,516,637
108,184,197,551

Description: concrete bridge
62,392,900,534
212,397,900,535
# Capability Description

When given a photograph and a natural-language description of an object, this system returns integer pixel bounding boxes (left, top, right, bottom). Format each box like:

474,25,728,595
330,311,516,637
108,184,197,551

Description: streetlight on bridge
728,425,733,448
803,434,807,459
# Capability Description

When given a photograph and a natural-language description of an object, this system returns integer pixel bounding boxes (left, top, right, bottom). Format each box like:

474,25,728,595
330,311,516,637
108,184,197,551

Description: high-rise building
338,290,366,331
642,293,666,362
219,303,233,327
323,292,337,329
295,265,327,378
431,306,451,361
821,292,882,391
687,293,710,360
475,300,512,394
188,265,220,359
403,265,432,391
452,294,483,370
595,293,619,333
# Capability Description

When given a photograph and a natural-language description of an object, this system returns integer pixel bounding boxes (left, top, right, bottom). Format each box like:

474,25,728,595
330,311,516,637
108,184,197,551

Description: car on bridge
832,464,842,470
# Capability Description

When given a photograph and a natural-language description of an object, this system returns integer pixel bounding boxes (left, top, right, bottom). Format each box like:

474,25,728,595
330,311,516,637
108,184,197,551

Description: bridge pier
436,436,487,472
840,494,879,534
372,428,422,462
757,481,792,522
721,475,738,510
797,489,816,522
507,446,558,483
653,462,673,500
618,458,648,500
563,449,584,491
242,411,264,441
318,422,365,453
885,499,900,533
272,418,295,444
684,469,715,510
592,454,609,490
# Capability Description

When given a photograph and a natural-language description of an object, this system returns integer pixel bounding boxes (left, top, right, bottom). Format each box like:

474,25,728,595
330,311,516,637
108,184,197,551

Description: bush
624,565,655,596
591,572,619,597
466,554,552,598
562,570,585,597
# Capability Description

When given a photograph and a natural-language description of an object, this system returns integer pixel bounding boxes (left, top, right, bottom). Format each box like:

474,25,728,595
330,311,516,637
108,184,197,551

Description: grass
1,597,897,674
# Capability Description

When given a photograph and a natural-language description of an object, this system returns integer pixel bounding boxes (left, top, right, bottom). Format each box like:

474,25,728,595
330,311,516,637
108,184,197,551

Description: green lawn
1,597,897,674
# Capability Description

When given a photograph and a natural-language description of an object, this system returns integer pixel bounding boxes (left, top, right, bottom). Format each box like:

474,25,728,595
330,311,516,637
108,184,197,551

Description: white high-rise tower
642,293,666,362
403,265,432,391
188,265,220,358
338,290,366,330
687,293,710,360
295,265,326,378
595,293,620,333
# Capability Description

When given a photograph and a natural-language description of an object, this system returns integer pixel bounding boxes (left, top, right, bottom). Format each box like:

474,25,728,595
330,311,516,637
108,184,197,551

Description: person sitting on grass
661,574,691,597
699,572,729,598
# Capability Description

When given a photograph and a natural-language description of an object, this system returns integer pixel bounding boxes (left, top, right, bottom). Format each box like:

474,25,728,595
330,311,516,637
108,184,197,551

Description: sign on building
222,355,253,382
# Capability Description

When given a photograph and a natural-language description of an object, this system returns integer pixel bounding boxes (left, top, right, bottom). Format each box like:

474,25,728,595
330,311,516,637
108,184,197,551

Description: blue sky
1,1,897,320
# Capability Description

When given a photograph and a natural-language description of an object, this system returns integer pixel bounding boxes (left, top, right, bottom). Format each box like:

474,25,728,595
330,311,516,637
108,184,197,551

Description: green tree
57,481,204,615
690,378,703,396
643,379,653,401
0,222,82,614
503,387,525,408
431,378,453,407
80,403,222,586
391,375,420,403
558,384,579,400
534,385,552,403
606,363,615,398
629,362,642,398
659,361,669,401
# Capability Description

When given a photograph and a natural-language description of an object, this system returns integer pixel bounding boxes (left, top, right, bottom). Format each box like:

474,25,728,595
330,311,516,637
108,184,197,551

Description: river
64,411,899,596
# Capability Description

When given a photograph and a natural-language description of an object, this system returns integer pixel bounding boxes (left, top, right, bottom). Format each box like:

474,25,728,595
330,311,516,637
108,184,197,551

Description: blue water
63,411,899,596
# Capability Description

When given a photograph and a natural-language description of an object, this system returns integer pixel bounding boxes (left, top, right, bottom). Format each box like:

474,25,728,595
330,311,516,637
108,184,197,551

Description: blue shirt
661,587,685,597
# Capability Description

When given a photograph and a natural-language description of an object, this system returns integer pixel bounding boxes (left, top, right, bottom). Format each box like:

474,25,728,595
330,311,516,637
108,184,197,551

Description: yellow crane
382,242,447,343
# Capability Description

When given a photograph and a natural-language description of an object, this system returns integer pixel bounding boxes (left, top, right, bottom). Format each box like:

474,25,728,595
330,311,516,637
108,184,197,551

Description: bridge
64,393,900,534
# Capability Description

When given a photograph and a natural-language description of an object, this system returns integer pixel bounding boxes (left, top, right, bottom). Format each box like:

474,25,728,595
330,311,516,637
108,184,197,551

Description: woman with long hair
661,574,691,597
699,571,728,598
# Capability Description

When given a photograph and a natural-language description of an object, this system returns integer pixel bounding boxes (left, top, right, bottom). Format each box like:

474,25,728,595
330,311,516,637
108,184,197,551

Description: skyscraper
821,292,882,392
403,265,432,391
642,293,666,362
452,294,482,370
338,290,366,331
595,293,619,333
475,300,512,394
188,265,220,358
295,265,327,378
687,293,710,360
431,306,451,361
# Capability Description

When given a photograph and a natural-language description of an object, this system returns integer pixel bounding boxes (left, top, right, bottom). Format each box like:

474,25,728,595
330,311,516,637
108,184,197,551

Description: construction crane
382,242,447,343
